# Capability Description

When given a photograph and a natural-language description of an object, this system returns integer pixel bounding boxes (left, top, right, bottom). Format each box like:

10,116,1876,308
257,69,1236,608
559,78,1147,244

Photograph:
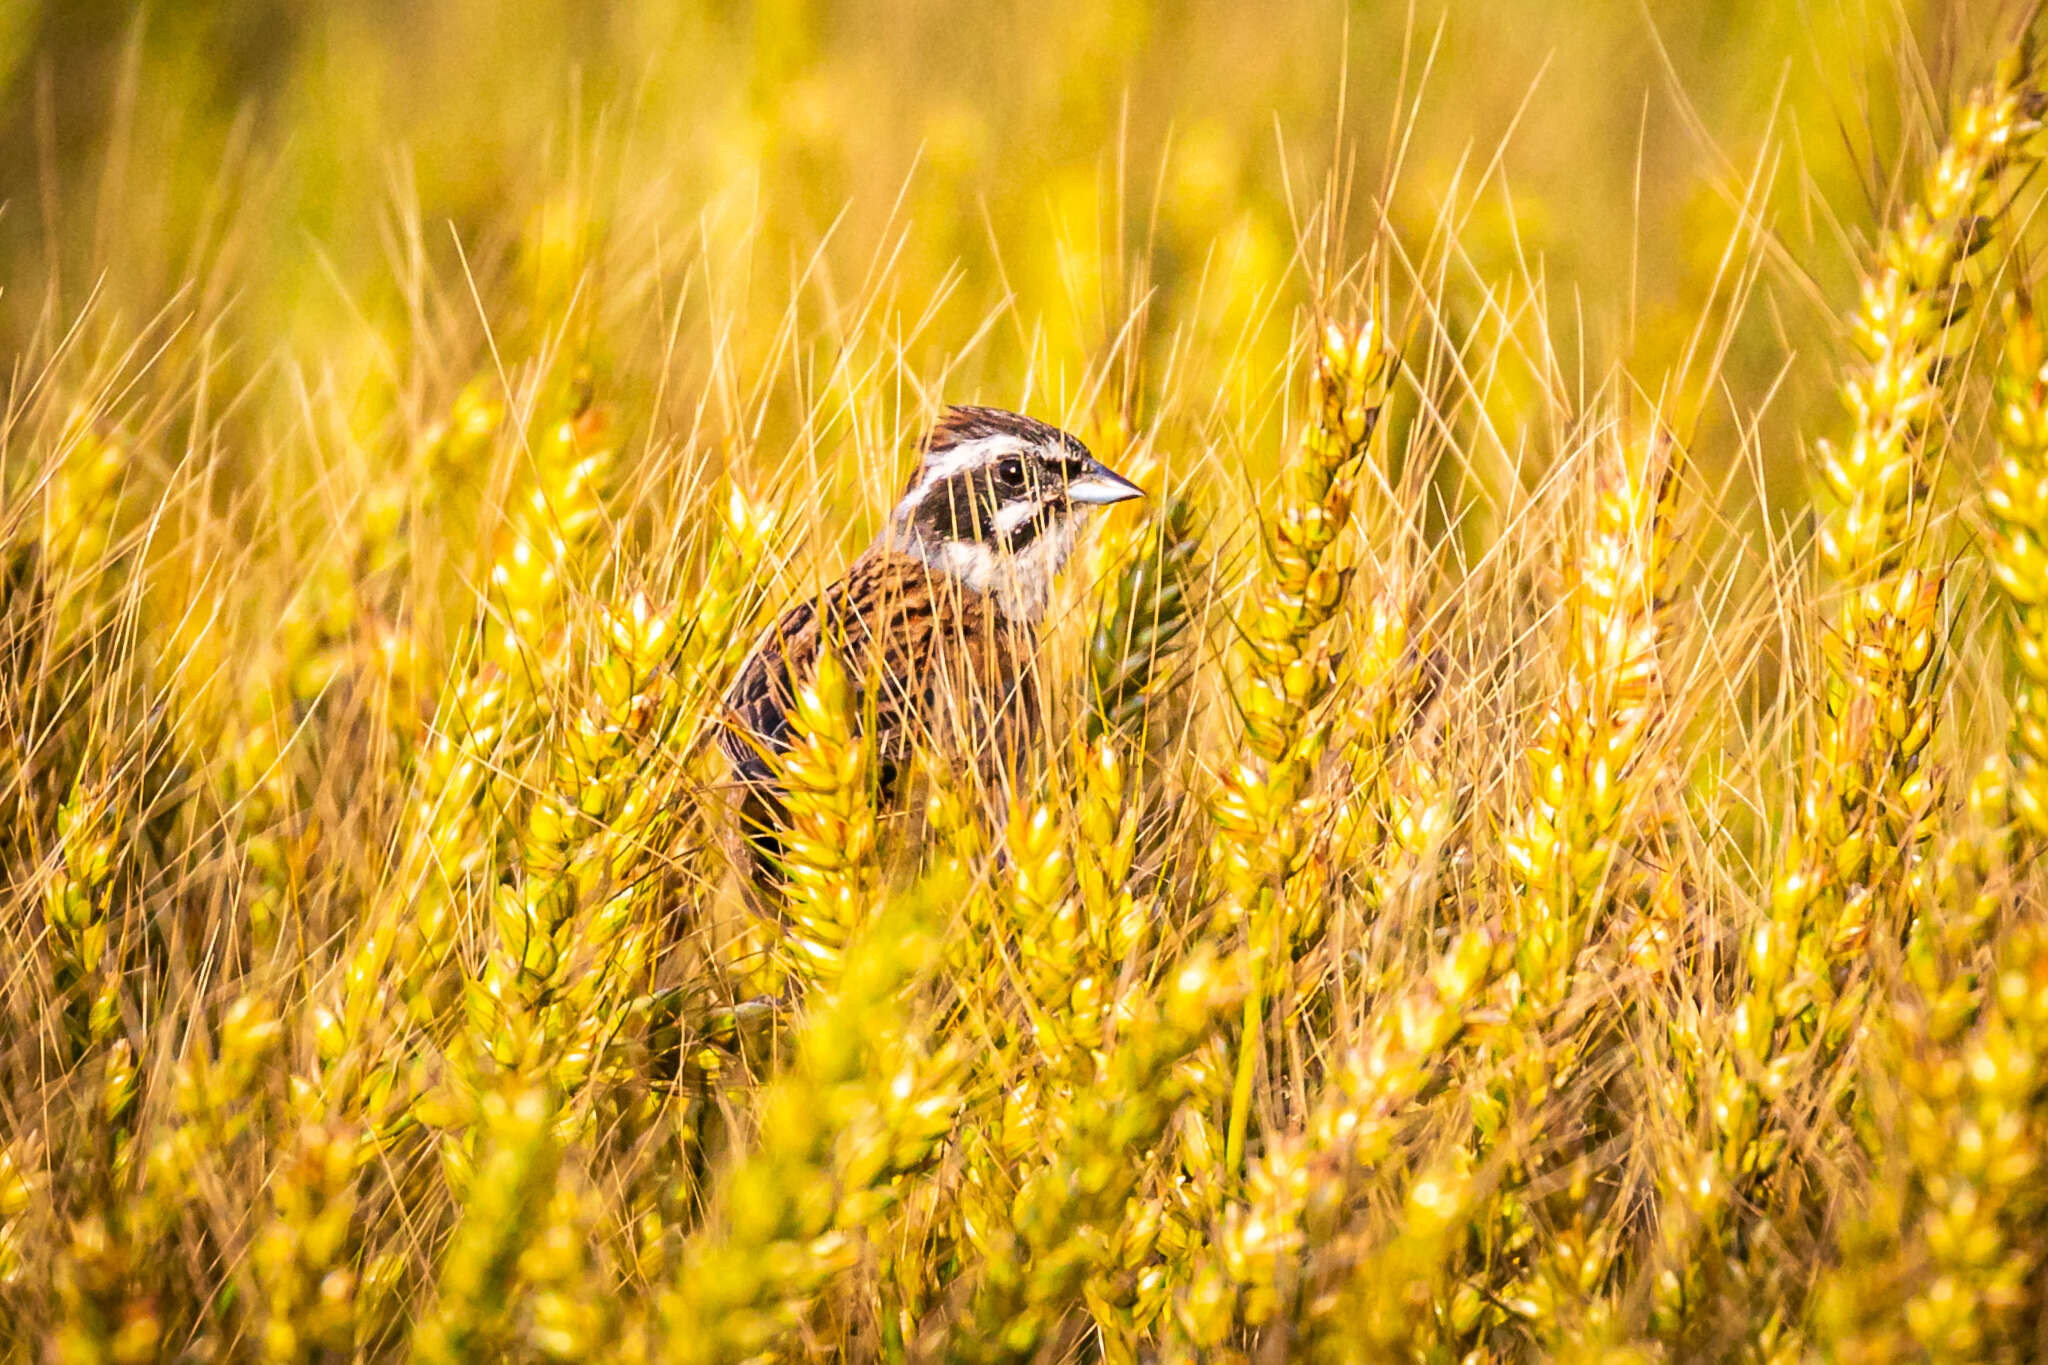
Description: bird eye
995,456,1026,488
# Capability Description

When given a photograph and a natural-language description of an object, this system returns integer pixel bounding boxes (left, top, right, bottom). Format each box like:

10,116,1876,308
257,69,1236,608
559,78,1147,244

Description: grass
8,2,2048,1360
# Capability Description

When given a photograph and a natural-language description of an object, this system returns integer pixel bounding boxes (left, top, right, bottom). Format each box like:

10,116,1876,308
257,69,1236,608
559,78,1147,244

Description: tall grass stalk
10,13,2048,1362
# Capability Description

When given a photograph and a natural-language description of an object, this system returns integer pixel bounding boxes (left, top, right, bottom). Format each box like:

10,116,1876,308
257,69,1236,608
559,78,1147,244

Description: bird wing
719,590,823,786
718,551,1032,786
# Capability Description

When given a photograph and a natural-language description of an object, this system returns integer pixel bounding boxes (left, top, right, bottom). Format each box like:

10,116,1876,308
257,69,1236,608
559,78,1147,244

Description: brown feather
922,405,1088,464
719,548,1039,796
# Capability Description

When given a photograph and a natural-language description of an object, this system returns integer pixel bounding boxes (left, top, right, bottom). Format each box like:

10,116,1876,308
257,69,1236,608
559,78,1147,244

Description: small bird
720,405,1144,843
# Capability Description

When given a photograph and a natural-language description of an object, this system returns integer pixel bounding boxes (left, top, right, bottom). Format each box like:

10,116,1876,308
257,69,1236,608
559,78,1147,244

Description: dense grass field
8,1,2048,1359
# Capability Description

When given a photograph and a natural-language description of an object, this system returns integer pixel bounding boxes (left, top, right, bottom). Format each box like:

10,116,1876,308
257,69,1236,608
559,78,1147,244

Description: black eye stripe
914,468,1006,542
909,450,1095,547
1000,451,1088,485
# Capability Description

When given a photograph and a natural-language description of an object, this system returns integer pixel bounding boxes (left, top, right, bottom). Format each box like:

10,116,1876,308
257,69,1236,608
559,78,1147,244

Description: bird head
887,405,1144,621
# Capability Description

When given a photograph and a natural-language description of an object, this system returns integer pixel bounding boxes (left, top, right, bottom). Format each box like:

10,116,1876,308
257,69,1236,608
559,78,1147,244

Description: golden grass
12,5,2048,1362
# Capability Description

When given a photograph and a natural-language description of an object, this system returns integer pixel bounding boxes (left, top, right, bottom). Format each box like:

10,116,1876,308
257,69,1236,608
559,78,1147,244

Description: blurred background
0,0,2001,517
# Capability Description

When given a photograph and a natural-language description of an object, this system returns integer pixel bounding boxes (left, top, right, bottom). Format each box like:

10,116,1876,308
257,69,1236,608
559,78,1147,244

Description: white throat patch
892,506,1092,623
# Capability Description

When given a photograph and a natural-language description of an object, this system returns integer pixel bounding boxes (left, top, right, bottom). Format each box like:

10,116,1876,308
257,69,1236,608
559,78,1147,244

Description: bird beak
1066,458,1146,506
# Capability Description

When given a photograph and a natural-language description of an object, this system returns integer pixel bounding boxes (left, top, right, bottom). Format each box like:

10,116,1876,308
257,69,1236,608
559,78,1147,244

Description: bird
719,405,1145,853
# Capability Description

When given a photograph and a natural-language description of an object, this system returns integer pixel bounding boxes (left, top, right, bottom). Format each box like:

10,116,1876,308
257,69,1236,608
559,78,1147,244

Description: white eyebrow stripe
923,435,1015,479
892,435,1020,517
